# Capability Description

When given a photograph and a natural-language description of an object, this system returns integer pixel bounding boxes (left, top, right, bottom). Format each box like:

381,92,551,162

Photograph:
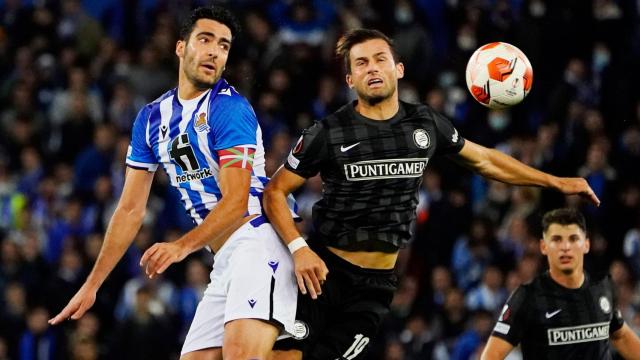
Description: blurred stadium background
0,0,639,359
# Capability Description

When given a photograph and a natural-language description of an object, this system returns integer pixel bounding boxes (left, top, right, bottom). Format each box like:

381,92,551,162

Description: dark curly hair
179,6,241,42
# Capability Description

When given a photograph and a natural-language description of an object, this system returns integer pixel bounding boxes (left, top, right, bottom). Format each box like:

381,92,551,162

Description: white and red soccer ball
465,42,533,109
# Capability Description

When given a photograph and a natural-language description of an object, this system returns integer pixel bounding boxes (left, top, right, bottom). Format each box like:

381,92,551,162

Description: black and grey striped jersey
491,271,625,360
284,100,465,253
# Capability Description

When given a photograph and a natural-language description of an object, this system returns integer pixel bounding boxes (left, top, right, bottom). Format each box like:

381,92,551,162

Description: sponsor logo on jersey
344,158,428,181
194,112,210,133
547,322,610,345
287,152,300,169
413,129,430,149
451,128,459,143
175,168,214,183
494,322,511,335
292,320,310,340
599,296,611,314
248,299,257,308
160,125,169,140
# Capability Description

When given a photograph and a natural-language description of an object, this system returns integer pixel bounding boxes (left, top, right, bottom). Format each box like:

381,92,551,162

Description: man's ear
584,237,590,254
540,238,547,255
176,40,185,59
346,74,354,89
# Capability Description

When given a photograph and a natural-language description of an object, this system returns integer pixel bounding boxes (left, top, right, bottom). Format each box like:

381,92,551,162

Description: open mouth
367,78,383,87
559,255,572,264
201,63,216,72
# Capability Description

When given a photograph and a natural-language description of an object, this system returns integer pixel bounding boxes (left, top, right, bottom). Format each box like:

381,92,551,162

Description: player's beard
560,267,574,275
184,52,222,90
359,83,396,106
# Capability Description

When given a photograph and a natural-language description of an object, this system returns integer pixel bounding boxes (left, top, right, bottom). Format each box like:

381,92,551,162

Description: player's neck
549,268,585,289
355,94,399,120
178,73,208,100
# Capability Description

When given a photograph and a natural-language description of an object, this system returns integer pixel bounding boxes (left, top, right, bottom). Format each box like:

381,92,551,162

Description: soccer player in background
481,208,640,359
48,7,298,360
264,29,601,359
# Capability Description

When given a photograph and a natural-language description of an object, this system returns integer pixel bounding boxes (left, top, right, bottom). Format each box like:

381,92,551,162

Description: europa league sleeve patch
218,146,255,170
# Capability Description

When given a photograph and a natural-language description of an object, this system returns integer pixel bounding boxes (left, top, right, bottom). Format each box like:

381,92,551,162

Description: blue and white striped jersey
126,78,269,225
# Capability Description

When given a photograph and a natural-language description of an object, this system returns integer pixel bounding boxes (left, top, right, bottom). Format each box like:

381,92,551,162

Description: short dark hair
335,28,398,74
179,6,240,42
542,208,587,234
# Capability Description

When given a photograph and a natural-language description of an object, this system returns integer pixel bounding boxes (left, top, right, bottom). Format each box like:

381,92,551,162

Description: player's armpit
480,336,514,360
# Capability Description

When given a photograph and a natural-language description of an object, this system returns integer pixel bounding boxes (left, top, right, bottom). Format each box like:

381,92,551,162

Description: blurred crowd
1,0,640,359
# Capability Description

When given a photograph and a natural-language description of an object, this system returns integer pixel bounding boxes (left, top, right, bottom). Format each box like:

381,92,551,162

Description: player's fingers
140,244,158,266
70,303,89,320
295,272,307,295
49,302,78,324
313,266,326,284
302,272,318,299
307,269,322,295
145,249,166,276
156,255,176,274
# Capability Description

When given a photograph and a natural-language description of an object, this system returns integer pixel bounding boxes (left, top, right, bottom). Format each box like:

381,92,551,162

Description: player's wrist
288,237,308,254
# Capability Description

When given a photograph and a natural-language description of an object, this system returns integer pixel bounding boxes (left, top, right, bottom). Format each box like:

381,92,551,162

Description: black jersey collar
350,100,406,126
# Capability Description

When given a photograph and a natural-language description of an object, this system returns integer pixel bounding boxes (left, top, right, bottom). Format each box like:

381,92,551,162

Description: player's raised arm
140,149,252,277
610,323,640,359
49,167,154,325
264,167,328,300
452,139,600,206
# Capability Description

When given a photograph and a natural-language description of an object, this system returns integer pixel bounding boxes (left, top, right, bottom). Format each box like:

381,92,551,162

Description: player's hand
140,242,189,279
48,284,96,325
554,177,601,206
293,247,329,300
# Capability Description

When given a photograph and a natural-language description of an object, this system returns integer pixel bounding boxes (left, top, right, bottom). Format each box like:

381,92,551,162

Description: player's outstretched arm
453,140,600,206
480,336,514,360
140,166,251,278
49,167,155,325
611,323,640,360
263,166,329,300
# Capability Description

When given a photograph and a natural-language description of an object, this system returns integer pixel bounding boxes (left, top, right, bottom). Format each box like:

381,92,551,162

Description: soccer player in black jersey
264,29,601,360
481,209,640,360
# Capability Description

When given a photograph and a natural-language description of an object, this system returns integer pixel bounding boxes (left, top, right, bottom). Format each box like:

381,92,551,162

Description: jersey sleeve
491,285,529,346
431,108,465,156
126,106,158,171
284,120,329,178
607,276,625,334
209,97,258,150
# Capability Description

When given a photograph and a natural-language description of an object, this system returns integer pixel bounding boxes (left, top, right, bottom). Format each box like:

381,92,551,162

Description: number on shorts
342,334,370,360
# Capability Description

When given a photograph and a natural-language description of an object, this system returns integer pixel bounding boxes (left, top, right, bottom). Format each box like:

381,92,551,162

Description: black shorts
274,244,398,359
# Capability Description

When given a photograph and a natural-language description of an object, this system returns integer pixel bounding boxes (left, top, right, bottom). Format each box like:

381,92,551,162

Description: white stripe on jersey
192,91,219,211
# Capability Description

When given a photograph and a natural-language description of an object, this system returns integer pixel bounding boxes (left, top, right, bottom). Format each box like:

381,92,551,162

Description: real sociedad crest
195,112,210,133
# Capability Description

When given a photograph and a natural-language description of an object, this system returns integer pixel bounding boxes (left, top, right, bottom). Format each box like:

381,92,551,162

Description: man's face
177,19,231,89
345,39,404,105
540,224,590,275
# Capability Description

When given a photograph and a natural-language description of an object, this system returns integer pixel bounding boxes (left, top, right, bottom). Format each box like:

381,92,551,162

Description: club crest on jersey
413,129,430,149
194,112,210,133
599,296,611,314
292,320,310,340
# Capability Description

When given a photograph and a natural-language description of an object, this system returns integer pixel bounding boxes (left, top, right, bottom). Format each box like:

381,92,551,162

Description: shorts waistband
312,243,395,276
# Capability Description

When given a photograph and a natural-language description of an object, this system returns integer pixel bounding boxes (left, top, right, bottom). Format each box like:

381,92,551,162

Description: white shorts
181,216,297,355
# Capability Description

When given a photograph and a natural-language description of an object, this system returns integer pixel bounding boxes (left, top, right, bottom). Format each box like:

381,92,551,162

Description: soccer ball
465,42,533,109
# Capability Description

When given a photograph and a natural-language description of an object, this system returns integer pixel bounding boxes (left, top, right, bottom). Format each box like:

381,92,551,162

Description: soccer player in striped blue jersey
49,7,298,360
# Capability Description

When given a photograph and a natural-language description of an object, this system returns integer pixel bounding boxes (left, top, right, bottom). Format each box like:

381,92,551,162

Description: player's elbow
116,202,146,224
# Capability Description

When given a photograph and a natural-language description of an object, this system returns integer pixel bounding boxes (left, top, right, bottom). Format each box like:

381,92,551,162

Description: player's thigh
223,318,279,359
308,310,383,360
180,347,222,360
